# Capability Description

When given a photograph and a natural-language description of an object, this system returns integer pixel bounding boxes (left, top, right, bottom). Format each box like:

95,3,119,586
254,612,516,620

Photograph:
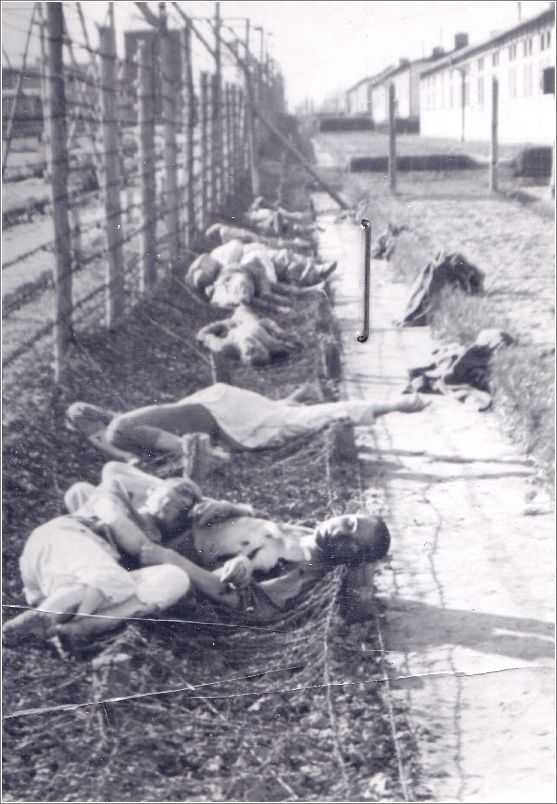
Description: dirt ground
2,148,426,801
312,129,555,802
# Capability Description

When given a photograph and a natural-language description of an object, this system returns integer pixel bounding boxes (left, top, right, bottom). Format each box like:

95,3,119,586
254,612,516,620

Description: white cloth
20,517,189,610
182,383,375,449
211,240,244,267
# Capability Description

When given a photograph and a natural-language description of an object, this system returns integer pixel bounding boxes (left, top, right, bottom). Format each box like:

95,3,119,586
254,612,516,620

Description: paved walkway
314,194,555,802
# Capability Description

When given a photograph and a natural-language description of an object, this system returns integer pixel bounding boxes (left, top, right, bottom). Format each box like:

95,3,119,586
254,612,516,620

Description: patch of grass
430,286,554,483
430,287,509,344
491,346,555,483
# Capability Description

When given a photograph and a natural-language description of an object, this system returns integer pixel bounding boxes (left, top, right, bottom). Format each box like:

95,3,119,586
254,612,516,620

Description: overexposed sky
2,1,553,106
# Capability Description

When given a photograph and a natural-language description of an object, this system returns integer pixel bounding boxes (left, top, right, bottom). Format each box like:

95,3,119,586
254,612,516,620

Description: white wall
420,21,555,143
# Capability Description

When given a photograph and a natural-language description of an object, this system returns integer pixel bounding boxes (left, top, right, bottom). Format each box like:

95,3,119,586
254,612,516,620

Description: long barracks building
419,7,555,144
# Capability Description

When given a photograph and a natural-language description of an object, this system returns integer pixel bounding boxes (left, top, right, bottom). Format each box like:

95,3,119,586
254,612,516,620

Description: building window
477,57,484,72
523,64,533,96
508,43,517,61
477,76,484,105
543,66,555,95
492,50,500,66
449,84,453,108
540,30,551,51
509,68,517,98
522,38,533,57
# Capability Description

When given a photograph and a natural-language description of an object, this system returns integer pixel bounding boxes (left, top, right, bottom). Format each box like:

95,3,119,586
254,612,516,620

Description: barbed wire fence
2,0,286,381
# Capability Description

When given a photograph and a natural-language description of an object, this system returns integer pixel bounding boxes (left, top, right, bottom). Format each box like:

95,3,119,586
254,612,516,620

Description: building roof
421,6,555,77
346,65,395,94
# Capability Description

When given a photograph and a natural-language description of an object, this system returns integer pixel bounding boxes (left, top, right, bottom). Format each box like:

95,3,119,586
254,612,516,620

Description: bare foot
2,609,55,646
397,393,430,413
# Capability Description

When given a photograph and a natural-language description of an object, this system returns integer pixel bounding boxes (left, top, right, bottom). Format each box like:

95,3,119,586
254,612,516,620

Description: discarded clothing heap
406,329,514,410
401,251,484,326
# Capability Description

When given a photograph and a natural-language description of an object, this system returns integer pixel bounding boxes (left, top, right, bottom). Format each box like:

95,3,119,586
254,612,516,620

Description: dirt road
313,178,555,801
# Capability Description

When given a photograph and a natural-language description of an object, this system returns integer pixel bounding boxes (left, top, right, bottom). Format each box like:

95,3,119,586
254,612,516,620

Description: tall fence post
45,2,73,380
200,71,209,227
388,82,397,193
208,75,218,215
213,1,222,203
138,41,157,290
99,24,124,329
160,5,181,273
181,21,196,249
224,82,232,200
244,19,260,196
489,77,499,193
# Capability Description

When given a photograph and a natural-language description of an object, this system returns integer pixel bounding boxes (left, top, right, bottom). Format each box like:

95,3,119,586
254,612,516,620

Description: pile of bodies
3,197,431,647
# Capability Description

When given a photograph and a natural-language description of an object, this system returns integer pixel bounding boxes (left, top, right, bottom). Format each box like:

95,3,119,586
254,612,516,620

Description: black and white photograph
1,0,555,801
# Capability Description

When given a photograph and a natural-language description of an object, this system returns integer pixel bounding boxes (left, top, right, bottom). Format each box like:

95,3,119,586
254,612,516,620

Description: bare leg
54,595,154,641
106,401,222,456
369,392,429,418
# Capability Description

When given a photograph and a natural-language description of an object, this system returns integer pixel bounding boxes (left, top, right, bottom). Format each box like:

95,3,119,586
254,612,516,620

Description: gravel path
313,186,555,802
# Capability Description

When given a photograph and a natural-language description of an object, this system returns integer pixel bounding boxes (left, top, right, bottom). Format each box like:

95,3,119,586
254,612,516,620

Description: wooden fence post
213,1,223,202
224,83,232,199
160,12,181,273
181,22,196,248
200,71,209,227
138,41,157,291
388,82,397,193
45,2,73,380
489,77,499,193
209,75,218,214
99,25,124,329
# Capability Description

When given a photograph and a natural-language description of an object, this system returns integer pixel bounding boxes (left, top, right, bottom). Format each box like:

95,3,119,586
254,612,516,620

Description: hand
220,555,253,589
192,500,234,527
139,542,169,566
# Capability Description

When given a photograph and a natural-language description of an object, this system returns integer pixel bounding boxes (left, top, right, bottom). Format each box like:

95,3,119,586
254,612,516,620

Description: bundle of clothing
401,251,485,327
406,329,514,410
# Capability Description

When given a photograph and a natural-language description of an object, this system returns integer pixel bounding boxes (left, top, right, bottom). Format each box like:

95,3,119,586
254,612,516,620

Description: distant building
345,66,395,118
371,44,459,132
419,8,555,143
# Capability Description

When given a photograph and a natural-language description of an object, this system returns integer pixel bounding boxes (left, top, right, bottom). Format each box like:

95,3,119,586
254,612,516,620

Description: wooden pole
208,76,218,214
489,77,499,193
388,82,397,193
181,22,196,248
138,41,157,291
200,71,209,226
253,104,349,209
159,2,180,273
460,68,466,143
224,82,232,199
213,1,222,201
244,19,260,195
99,25,125,328
45,2,73,380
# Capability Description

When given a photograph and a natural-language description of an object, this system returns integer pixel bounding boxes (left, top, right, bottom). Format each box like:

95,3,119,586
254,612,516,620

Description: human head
186,254,221,292
205,223,224,247
143,478,202,538
210,269,254,308
65,402,115,436
314,514,391,567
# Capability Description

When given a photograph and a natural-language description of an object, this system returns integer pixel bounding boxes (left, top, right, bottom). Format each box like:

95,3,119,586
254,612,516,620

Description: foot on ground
2,609,55,645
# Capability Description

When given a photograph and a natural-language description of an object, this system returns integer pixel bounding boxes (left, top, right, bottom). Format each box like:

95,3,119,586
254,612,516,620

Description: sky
2,0,554,107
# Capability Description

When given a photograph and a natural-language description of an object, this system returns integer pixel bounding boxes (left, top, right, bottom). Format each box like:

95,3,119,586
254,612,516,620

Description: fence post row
46,1,73,381
99,24,125,329
181,21,196,249
138,40,157,291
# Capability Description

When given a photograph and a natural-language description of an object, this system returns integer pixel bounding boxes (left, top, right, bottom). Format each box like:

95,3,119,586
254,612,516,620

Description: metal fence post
489,77,499,193
99,24,125,329
45,1,73,380
160,8,181,273
138,41,157,290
